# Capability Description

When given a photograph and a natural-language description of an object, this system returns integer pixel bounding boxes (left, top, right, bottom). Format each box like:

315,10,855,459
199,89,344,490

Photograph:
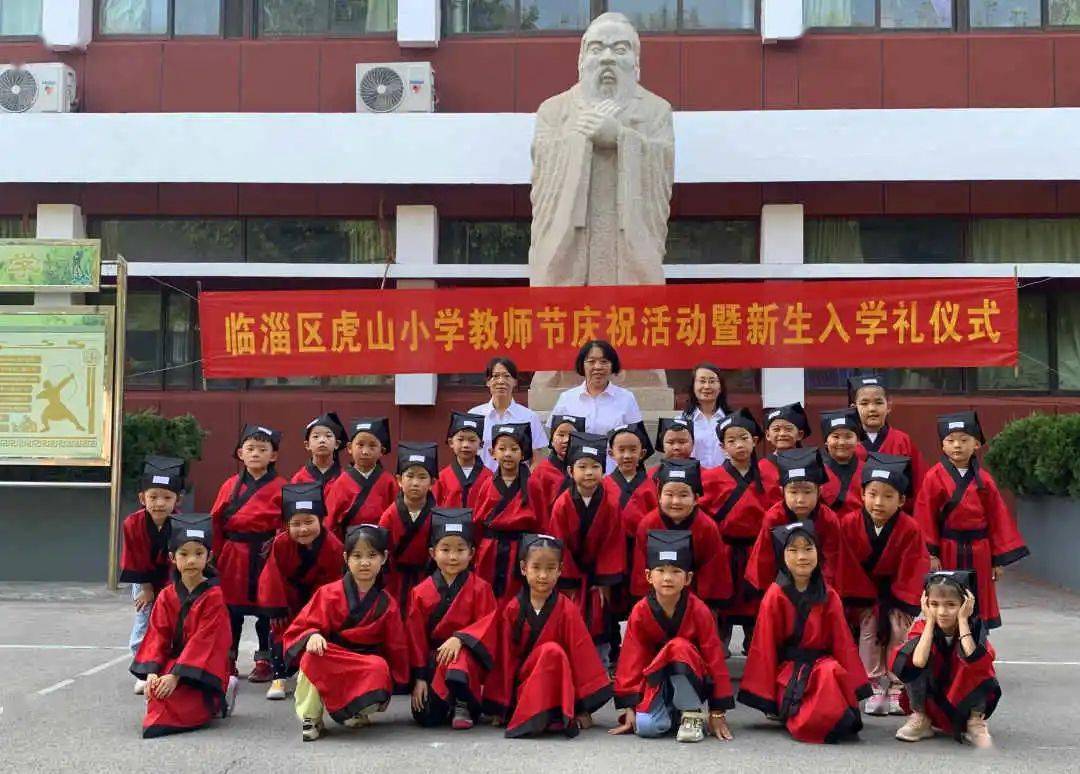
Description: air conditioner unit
355,62,434,114
0,63,76,113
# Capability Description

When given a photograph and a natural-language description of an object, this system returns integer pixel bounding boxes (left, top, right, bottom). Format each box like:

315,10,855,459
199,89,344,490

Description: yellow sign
0,307,114,465
0,240,101,291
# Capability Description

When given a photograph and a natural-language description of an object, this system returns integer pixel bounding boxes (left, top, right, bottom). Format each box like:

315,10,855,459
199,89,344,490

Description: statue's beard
580,64,636,104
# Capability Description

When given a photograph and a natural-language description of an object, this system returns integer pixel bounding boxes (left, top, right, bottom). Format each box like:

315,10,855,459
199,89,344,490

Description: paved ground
1,575,1078,774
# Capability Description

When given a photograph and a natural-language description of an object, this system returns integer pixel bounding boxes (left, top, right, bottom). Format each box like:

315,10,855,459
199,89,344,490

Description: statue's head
578,12,640,103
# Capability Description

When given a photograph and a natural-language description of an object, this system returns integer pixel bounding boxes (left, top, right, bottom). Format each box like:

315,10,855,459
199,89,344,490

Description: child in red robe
475,534,612,737
324,417,399,538
891,570,1000,748
131,514,236,738
257,482,344,701
702,408,767,653
738,522,871,744
472,422,544,605
437,412,492,510
631,459,732,606
120,456,185,695
819,408,865,520
653,417,695,467
758,402,810,506
533,414,587,524
611,530,734,743
914,411,1029,628
407,508,497,729
378,442,439,619
838,454,930,716
210,424,286,683
745,447,845,592
548,433,626,665
290,412,347,492
848,374,927,505
284,524,409,742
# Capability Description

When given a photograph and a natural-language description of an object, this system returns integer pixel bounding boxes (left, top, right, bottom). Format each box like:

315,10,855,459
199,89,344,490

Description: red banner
198,280,1017,378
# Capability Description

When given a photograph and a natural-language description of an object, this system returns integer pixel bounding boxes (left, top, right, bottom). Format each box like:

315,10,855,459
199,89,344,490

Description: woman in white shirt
680,362,731,469
549,340,642,472
469,356,549,472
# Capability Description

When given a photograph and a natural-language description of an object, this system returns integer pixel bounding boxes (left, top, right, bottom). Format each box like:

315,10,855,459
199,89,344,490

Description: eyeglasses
488,372,514,382
584,358,612,368
694,378,721,386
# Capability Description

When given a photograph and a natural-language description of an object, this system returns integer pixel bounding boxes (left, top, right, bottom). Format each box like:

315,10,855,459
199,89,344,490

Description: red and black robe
210,469,286,612
406,569,497,708
604,469,656,619
436,460,493,511
738,576,871,744
838,510,929,630
472,467,544,604
290,458,343,494
821,454,864,521
548,486,625,641
378,492,437,619
283,576,409,723
130,577,233,738
614,590,734,714
119,508,172,594
745,502,844,592
531,452,572,529
257,529,344,637
702,461,768,624
914,459,1029,628
891,617,1001,737
473,588,612,737
631,508,733,605
757,453,783,508
855,424,926,513
323,463,399,539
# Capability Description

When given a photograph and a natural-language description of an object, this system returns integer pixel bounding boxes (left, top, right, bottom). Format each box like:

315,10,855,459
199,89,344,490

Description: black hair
485,357,519,381
574,339,621,376
683,362,733,416
345,527,388,554
925,574,967,601
519,535,564,562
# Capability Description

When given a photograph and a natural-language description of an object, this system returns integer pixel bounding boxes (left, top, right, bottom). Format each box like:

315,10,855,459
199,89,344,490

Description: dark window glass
805,218,964,264
245,219,389,263
881,0,952,27
99,0,221,35
970,0,1040,27
521,0,590,29
445,0,514,31
259,0,396,34
439,221,530,264
1051,0,1080,25
0,217,34,238
665,220,757,264
969,218,1080,263
803,0,875,26
125,290,164,389
92,219,242,262
608,0,677,30
683,0,755,28
1056,291,1080,391
977,293,1049,391
807,367,964,393
164,293,196,389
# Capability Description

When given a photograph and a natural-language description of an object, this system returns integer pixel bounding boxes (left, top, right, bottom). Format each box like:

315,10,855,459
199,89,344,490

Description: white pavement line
78,654,131,677
0,644,128,650
995,660,1080,666
36,679,75,696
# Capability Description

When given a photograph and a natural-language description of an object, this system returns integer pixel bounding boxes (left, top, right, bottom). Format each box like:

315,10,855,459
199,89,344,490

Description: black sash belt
490,530,525,599
224,530,276,603
778,647,828,720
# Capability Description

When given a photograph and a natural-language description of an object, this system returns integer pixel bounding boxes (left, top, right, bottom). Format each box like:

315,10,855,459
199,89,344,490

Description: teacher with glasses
470,356,549,472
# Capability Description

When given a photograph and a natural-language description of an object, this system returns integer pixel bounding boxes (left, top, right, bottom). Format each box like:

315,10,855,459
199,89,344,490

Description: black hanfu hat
656,458,704,496
549,414,587,434
937,411,985,444
608,421,655,459
140,455,186,494
776,447,827,487
819,408,864,440
447,411,485,440
770,520,819,562
304,412,347,448
646,529,694,572
348,417,391,453
566,432,608,468
490,421,533,461
397,441,439,478
282,482,326,520
237,423,282,452
847,374,887,404
430,507,475,547
169,513,213,552
764,402,811,438
655,416,694,451
717,408,762,441
861,452,913,496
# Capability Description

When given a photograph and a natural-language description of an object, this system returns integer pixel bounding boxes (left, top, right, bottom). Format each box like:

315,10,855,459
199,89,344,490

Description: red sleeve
381,597,411,690
891,518,932,612
209,477,233,559
527,474,551,533
592,499,627,584
560,599,613,714
612,601,651,709
914,467,947,555
737,584,784,715
454,605,499,674
256,536,291,619
322,475,352,536
692,519,733,605
825,589,871,701
692,598,734,710
118,512,154,583
406,586,432,682
170,589,233,692
744,510,780,591
131,588,175,676
981,473,1030,567
282,583,345,664
479,604,515,718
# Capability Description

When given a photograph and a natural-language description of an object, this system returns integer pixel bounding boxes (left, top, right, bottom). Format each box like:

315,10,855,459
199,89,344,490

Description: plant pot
1016,495,1080,592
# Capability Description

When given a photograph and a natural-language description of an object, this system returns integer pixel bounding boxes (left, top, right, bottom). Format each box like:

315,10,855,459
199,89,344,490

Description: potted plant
121,410,207,510
985,412,1080,591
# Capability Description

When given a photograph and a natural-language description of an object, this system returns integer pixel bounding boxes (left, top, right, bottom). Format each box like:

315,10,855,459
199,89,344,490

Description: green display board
0,239,101,291
0,308,114,465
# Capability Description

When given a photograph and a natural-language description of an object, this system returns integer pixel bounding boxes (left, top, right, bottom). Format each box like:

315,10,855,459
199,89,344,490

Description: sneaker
133,678,146,696
452,702,474,730
343,711,372,729
963,713,993,749
247,659,273,683
864,691,889,716
223,676,239,718
266,678,287,700
895,711,934,742
301,717,323,742
887,691,905,716
676,711,706,743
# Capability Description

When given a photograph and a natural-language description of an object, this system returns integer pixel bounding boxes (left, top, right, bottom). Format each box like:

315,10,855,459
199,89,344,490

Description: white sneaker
343,712,372,729
302,717,323,741
896,711,934,742
133,678,146,695
676,711,706,743
223,675,239,718
864,691,889,716
266,678,287,700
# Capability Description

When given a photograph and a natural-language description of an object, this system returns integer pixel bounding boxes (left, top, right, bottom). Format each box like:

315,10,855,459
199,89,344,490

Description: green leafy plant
121,410,207,493
985,412,1080,497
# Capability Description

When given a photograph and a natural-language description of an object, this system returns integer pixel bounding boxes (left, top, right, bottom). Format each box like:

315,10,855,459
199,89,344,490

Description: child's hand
133,587,155,612
152,674,178,699
992,566,1004,582
144,673,159,700
575,712,594,730
709,711,733,741
919,591,933,624
436,636,463,666
306,633,327,656
411,680,428,712
609,709,636,735
959,590,976,622
929,556,942,572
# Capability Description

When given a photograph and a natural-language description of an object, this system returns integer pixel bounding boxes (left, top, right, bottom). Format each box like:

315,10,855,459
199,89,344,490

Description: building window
881,0,951,27
970,0,1040,26
99,0,223,35
609,0,755,30
977,292,1050,391
444,0,755,33
0,0,40,35
666,220,757,264
1057,290,1080,390
246,219,390,263
439,221,531,264
1051,0,1080,24
259,0,396,35
807,367,966,394
803,0,875,26
970,218,1080,263
0,217,34,237
805,218,965,264
125,288,199,389
94,219,243,262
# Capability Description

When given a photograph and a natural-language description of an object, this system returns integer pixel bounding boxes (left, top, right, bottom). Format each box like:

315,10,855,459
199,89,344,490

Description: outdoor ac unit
355,62,435,114
0,63,76,113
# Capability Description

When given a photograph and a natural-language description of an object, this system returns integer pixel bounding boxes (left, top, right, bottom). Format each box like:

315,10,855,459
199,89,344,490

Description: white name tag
789,468,805,478
830,418,846,428
658,551,678,561
863,378,879,385
498,426,512,434
871,470,890,480
297,500,313,510
537,533,556,541
582,446,598,455
409,454,425,463
151,475,170,485
358,423,372,430
669,470,686,479
257,426,272,435
786,523,803,531
445,523,463,533
768,410,781,420
948,421,964,430
186,529,205,538
719,419,732,429
674,420,687,427
463,420,477,428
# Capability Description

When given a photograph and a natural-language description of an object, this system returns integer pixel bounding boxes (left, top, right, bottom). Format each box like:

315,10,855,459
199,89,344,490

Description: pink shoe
452,702,474,730
964,713,993,749
864,690,888,716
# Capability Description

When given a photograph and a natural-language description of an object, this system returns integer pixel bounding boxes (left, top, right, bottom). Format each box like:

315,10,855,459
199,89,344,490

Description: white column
42,0,94,50
397,0,440,48
34,203,86,308
761,0,805,43
759,204,805,407
394,205,439,405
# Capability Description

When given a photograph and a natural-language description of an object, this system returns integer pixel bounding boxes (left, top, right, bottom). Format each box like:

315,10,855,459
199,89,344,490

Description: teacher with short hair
470,356,549,472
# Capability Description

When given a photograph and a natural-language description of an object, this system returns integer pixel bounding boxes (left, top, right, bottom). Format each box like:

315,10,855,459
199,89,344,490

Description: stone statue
528,12,675,288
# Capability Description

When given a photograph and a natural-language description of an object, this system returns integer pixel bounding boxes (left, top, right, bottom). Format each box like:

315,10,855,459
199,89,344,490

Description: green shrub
122,410,206,493
985,412,1080,497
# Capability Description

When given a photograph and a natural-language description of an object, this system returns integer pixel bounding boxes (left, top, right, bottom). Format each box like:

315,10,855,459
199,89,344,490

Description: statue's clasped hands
575,99,621,148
